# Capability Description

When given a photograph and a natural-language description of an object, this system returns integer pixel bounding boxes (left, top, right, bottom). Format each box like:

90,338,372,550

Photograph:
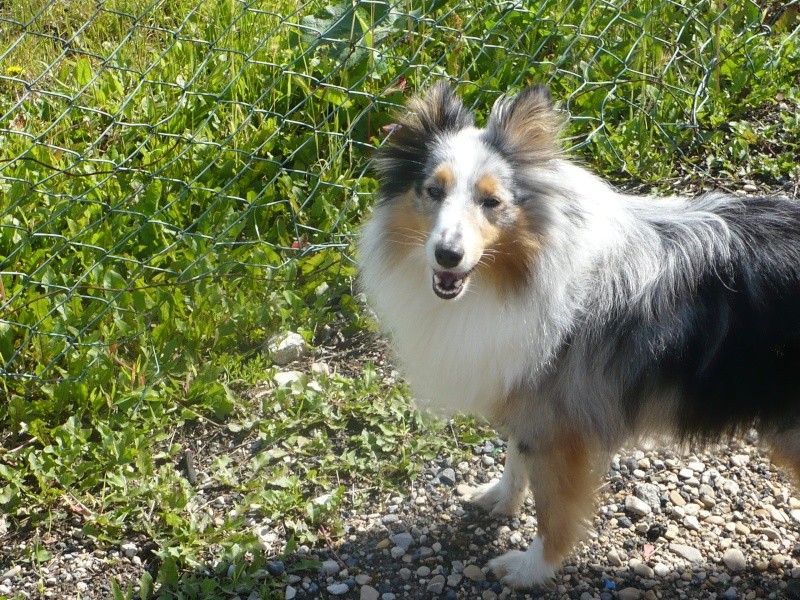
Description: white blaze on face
425,128,512,275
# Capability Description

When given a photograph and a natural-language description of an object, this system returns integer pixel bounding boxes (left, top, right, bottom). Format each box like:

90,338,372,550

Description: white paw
488,537,558,589
464,480,526,516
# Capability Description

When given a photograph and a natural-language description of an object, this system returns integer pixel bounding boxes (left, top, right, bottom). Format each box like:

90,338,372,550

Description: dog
357,81,800,589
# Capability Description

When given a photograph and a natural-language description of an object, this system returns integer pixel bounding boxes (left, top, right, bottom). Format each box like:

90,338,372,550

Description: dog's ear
407,80,475,134
487,85,562,162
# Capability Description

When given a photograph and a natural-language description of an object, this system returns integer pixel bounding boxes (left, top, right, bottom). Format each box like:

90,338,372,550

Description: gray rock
427,574,446,593
634,483,662,513
724,586,738,599
608,550,623,567
327,583,350,595
268,332,307,365
437,468,457,486
285,586,297,600
634,563,654,578
625,495,652,517
723,548,746,572
463,564,485,582
618,587,642,600
120,542,137,558
653,563,670,577
274,370,303,387
390,546,405,559
683,515,701,531
447,573,463,587
669,543,703,563
390,532,414,551
355,574,372,585
321,559,340,575
361,586,380,600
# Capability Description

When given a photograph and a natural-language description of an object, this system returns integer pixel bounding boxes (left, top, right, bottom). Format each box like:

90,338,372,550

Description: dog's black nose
435,245,464,269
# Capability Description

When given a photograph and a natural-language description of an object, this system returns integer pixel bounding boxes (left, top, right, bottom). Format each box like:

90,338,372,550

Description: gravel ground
5,435,800,599
287,437,800,600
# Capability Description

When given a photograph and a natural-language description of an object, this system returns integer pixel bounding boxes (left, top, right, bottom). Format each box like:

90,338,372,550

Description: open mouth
432,270,471,300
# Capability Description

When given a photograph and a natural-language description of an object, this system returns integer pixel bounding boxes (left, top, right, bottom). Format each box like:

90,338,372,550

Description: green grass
1,0,799,597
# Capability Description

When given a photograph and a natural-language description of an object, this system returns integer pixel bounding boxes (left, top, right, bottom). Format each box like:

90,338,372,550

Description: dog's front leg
465,438,529,516
489,432,599,589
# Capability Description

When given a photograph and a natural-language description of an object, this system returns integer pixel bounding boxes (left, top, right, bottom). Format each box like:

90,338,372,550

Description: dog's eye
481,197,501,209
426,185,444,201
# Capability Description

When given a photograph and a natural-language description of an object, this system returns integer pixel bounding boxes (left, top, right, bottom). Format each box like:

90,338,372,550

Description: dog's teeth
434,274,442,285
454,279,463,287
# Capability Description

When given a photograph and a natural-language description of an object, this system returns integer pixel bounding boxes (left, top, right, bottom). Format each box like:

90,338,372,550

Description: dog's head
374,81,562,300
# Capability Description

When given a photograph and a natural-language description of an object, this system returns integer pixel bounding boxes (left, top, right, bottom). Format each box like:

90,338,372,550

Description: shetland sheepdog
358,81,800,589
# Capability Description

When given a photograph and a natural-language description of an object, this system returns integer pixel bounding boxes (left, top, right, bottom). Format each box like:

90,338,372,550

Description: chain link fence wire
0,1,798,405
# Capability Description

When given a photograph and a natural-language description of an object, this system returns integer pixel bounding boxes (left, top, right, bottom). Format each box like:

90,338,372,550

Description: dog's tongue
433,271,465,299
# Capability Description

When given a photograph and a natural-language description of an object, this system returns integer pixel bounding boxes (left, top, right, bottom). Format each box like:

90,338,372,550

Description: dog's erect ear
407,80,475,134
486,85,562,162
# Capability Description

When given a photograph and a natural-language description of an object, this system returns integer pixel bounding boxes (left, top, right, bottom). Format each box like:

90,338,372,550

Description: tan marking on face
432,164,455,190
383,190,432,267
476,174,502,201
475,209,541,299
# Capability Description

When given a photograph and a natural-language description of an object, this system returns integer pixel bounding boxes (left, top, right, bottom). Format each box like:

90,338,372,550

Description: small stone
625,495,652,517
285,586,297,600
669,544,703,563
654,563,670,577
427,575,446,594
361,585,380,600
321,559,340,575
722,479,740,495
771,554,790,569
416,566,431,577
669,490,686,507
437,468,457,486
679,468,694,480
743,184,758,193
390,546,405,559
687,461,705,473
724,586,739,599
456,484,473,497
723,549,746,572
481,455,495,466
311,361,330,376
447,574,463,587
608,550,623,567
683,515,701,531
730,454,749,467
120,542,137,558
463,564,485,582
634,483,661,513
482,591,497,600
269,332,307,365
618,587,642,600
398,568,412,581
327,583,350,595
274,370,303,387
634,563,654,578
390,532,414,551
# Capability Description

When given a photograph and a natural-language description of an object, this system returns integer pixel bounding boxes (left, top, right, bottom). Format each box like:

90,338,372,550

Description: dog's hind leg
465,438,529,516
489,431,600,589
764,429,800,485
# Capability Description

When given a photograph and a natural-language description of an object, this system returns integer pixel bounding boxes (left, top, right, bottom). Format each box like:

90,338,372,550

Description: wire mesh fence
1,0,798,405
